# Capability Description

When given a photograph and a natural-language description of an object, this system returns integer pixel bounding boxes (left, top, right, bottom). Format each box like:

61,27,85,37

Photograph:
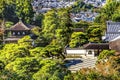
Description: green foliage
64,74,73,80
98,50,115,60
33,13,44,27
42,9,58,38
87,24,102,42
46,45,62,57
0,61,4,71
15,0,34,23
0,0,6,17
0,0,34,23
42,8,72,48
5,57,40,79
35,34,50,47
18,36,33,49
71,68,120,80
30,47,43,57
94,0,120,23
70,0,95,13
69,32,87,48
57,8,72,28
31,27,41,36
0,0,15,20
110,56,120,75
96,52,120,79
30,45,63,58
33,59,68,80
52,29,71,47
112,9,120,22
0,43,30,65
73,21,91,28
5,21,14,29
0,70,21,80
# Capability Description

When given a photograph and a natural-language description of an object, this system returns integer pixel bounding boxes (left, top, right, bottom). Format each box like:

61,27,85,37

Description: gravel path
65,58,97,73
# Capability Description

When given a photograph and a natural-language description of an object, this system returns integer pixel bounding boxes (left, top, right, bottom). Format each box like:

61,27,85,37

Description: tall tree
5,57,39,79
42,9,58,39
0,43,30,65
15,0,34,23
87,25,102,43
94,0,120,23
42,9,72,47
0,0,16,21
0,0,5,18
69,32,87,48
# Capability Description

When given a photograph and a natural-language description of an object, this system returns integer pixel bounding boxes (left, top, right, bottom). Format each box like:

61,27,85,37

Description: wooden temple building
4,21,33,43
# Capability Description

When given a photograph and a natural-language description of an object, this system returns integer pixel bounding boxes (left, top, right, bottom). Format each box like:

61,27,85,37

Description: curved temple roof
10,21,30,30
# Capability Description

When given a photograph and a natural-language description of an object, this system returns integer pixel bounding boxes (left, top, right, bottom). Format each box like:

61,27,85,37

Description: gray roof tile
105,22,120,41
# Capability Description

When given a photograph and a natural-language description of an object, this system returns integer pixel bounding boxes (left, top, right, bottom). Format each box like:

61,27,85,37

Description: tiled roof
105,21,120,41
10,21,30,30
83,43,109,49
107,21,120,33
105,33,120,41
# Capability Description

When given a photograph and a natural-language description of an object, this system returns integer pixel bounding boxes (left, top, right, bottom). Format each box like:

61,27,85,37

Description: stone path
65,58,97,73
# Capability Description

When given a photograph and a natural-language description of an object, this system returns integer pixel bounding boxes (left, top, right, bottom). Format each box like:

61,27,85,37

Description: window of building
88,50,92,55
18,32,20,35
13,32,15,35
23,32,25,35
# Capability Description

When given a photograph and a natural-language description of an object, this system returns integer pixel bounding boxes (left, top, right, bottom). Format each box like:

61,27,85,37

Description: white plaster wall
66,49,86,55
66,49,95,59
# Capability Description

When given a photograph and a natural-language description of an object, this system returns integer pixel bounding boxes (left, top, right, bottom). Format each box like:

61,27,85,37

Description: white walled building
65,43,109,59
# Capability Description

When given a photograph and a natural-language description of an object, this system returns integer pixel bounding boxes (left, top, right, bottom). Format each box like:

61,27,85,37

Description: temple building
4,21,33,43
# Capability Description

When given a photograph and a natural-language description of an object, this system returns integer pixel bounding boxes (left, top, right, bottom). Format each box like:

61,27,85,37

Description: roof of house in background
10,21,30,31
83,43,109,49
105,21,120,41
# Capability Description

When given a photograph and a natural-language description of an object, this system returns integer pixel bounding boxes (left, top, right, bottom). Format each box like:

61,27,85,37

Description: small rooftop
10,21,30,31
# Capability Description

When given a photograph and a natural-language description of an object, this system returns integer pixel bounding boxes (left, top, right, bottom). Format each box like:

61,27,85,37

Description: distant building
32,0,76,13
71,11,99,22
4,21,33,43
65,43,109,59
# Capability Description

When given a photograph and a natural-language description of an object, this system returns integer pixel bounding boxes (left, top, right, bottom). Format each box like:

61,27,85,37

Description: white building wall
66,49,95,58
66,49,86,55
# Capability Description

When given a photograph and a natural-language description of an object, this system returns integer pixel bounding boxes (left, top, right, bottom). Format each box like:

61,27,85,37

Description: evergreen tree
15,0,34,23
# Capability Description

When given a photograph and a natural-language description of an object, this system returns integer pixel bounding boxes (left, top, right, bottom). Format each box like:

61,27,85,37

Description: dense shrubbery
94,0,120,23
0,36,71,80
98,50,115,60
69,50,120,80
